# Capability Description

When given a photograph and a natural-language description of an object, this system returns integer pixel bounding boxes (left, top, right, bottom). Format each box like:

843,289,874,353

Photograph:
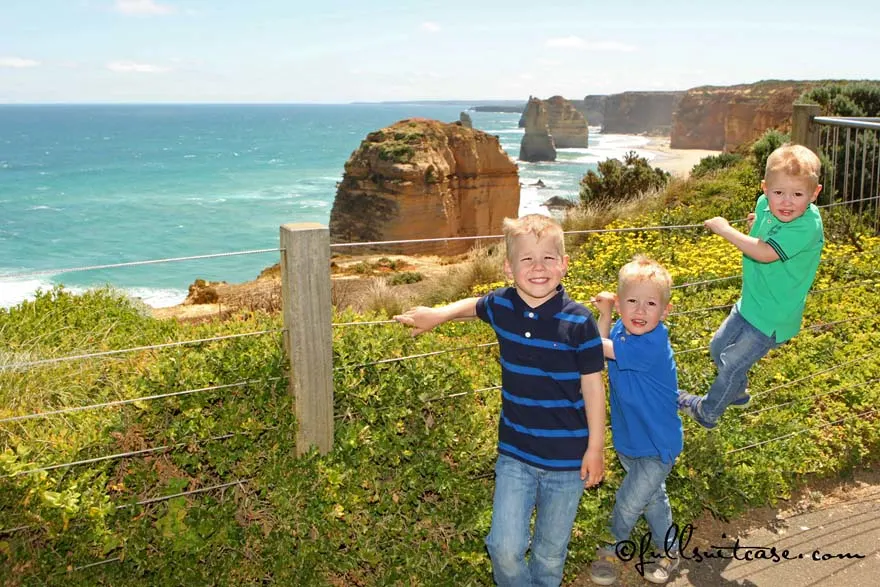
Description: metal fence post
280,223,334,455
792,103,821,154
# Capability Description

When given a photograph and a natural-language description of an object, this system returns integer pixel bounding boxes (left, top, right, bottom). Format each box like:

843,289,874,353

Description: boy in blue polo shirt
588,256,683,585
678,144,824,429
395,213,606,587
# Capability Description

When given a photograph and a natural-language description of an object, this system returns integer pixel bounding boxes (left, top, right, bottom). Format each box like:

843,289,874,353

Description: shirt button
525,332,531,338
620,336,625,341
528,312,534,318
767,218,772,224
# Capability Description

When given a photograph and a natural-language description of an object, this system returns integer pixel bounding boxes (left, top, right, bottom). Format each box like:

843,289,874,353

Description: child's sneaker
643,555,680,584
589,546,619,585
729,390,751,408
677,392,716,429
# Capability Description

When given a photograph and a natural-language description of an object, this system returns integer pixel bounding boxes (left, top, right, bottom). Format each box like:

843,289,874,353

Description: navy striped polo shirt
476,285,605,471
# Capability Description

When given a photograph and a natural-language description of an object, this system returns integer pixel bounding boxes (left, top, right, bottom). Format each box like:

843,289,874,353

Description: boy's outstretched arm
590,292,616,359
393,297,479,336
704,217,779,263
580,371,606,488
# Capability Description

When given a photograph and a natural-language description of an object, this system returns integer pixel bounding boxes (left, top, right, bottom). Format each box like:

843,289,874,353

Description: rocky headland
328,118,520,256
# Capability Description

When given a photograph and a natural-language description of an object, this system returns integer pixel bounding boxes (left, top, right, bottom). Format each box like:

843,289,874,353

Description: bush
751,129,789,175
691,153,744,178
387,271,424,286
579,151,670,205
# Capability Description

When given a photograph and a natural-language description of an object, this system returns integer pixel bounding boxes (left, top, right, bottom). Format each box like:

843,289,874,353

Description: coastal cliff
602,91,685,134
329,118,520,255
577,95,607,127
671,81,820,150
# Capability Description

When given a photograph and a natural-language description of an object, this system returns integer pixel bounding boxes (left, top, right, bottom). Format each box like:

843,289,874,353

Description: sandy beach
641,136,721,178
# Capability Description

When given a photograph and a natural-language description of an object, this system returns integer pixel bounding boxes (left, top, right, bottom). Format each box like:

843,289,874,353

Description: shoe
643,555,680,584
677,392,716,429
589,546,619,585
729,390,751,408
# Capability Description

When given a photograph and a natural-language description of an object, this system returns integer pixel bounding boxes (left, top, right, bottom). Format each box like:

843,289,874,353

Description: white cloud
0,57,40,68
545,36,636,52
114,0,176,16
106,61,170,73
420,21,441,33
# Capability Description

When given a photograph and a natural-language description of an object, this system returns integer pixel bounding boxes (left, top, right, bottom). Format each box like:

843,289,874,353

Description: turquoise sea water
0,104,652,307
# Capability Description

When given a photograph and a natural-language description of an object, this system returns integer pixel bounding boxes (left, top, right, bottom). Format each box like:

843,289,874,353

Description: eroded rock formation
329,118,520,255
545,95,588,148
671,81,820,151
519,97,557,162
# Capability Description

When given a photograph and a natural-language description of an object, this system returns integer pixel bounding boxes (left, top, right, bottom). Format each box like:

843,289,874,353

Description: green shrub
579,151,670,205
691,153,744,178
387,271,424,286
752,129,789,175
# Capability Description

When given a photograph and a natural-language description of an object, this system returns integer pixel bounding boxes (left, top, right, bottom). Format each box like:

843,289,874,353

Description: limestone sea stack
329,118,520,255
545,95,588,148
519,97,557,162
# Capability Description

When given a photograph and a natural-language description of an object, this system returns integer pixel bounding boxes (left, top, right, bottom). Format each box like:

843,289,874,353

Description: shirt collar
510,284,566,318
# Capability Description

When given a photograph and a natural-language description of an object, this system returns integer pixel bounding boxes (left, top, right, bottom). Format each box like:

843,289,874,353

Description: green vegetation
690,152,744,179
579,151,670,205
2,144,879,585
386,271,424,286
800,81,880,117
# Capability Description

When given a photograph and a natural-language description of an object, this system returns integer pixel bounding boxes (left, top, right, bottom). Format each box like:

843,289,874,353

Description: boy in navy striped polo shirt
395,214,606,586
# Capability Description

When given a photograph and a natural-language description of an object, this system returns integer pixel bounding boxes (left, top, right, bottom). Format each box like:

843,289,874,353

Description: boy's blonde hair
618,255,673,304
502,214,565,259
765,143,821,186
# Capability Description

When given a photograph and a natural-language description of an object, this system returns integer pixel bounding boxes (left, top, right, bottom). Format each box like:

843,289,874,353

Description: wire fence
3,188,880,578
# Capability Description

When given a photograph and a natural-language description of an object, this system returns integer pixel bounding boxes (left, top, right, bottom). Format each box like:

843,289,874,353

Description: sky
1,0,879,104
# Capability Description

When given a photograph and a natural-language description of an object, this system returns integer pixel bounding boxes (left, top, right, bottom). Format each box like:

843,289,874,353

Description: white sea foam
0,276,187,310
126,287,188,308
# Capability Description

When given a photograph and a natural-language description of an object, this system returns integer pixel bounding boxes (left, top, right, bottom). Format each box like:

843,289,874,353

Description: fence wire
0,377,285,425
0,329,282,372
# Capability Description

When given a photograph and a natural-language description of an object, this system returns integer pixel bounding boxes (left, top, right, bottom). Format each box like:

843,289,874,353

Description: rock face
545,95,588,148
329,118,520,256
577,95,607,127
519,97,557,162
603,91,685,134
671,81,820,151
459,111,473,128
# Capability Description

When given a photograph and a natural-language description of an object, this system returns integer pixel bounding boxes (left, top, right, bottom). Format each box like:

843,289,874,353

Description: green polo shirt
737,194,824,343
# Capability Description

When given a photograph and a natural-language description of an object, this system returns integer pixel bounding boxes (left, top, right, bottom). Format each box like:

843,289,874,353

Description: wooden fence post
280,223,334,455
792,103,821,154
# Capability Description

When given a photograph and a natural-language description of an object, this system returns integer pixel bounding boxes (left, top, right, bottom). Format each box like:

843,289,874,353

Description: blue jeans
485,454,585,587
700,305,780,426
610,453,677,552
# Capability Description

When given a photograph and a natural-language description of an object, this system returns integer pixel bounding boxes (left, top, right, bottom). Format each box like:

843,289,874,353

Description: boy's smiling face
616,280,670,336
762,172,822,223
504,233,568,308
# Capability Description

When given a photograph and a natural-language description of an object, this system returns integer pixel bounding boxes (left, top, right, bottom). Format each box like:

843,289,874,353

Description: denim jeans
700,305,780,425
610,453,677,552
485,454,585,587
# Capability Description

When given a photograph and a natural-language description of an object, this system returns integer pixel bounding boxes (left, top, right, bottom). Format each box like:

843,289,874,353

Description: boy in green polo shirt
678,144,824,429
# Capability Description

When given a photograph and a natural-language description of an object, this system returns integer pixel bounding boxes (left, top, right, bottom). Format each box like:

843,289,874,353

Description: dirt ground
148,252,472,322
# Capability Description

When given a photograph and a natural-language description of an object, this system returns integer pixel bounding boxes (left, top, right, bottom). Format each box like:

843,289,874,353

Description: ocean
0,103,653,308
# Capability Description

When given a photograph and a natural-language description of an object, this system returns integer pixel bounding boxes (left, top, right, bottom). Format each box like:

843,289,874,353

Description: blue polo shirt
476,285,605,471
607,320,682,464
